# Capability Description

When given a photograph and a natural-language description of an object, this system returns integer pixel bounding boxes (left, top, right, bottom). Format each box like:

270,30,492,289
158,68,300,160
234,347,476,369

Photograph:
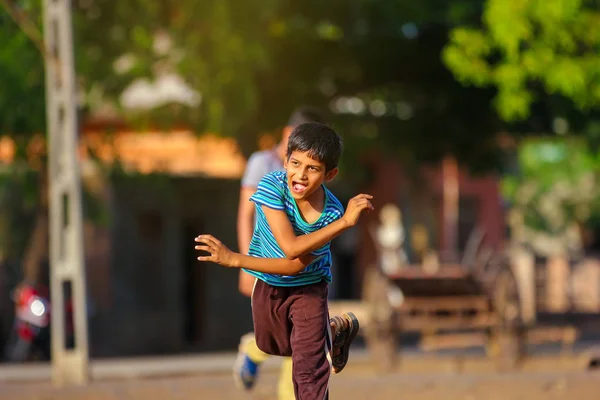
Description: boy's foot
233,334,260,390
330,312,360,374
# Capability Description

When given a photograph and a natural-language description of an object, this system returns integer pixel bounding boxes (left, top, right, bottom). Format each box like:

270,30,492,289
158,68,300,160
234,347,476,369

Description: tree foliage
443,0,600,122
503,138,600,256
75,0,280,135
0,1,45,138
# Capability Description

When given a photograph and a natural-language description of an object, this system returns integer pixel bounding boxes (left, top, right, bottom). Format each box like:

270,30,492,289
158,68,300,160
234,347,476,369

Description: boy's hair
287,106,325,128
287,122,343,172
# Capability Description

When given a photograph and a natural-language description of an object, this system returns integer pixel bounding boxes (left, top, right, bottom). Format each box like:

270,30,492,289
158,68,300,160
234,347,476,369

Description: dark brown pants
252,279,332,400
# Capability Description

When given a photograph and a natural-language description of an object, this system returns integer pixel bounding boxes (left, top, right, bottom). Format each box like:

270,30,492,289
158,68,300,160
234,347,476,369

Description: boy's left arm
263,193,373,259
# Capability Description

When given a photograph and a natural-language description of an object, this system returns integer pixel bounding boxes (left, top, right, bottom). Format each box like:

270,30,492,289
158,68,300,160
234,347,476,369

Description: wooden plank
401,314,498,332
419,326,579,352
420,332,488,351
328,299,496,333
401,296,490,312
387,265,470,280
526,326,578,346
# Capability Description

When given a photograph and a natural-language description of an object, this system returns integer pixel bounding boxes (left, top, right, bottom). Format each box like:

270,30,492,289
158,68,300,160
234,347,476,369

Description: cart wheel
487,267,526,371
363,266,398,372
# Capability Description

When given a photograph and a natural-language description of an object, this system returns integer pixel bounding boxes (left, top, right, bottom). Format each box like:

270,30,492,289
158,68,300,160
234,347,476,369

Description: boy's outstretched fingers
195,244,212,253
194,234,235,267
195,234,212,242
196,234,223,246
343,194,376,226
195,235,215,262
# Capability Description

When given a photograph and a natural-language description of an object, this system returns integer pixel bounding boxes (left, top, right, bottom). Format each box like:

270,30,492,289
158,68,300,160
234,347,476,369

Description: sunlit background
1,0,600,398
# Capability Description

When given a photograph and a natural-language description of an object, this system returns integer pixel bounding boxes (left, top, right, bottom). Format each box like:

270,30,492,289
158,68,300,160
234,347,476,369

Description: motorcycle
4,282,52,362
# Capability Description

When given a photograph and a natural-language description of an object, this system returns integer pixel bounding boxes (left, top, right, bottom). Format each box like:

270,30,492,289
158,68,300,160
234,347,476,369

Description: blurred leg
245,335,271,363
277,356,294,400
233,333,270,390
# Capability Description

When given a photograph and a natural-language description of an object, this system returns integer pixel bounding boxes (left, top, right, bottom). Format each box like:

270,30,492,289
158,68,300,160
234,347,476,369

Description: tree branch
0,0,59,66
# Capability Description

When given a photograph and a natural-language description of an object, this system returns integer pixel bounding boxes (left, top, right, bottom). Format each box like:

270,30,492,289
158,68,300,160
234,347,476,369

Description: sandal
330,312,359,374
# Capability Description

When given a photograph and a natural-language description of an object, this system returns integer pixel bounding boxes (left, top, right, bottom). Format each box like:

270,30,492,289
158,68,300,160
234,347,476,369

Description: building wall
88,175,252,357
173,177,253,352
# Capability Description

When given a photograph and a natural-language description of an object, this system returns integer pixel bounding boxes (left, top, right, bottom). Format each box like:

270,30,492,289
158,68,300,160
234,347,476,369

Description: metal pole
43,0,90,386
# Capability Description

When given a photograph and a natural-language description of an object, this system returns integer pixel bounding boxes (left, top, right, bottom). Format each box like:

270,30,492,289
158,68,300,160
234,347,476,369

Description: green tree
250,0,501,174
502,138,600,256
0,1,45,135
443,0,600,122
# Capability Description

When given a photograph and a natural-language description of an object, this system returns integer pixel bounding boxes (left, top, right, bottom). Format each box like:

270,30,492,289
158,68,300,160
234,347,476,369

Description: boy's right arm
263,193,374,259
196,235,314,275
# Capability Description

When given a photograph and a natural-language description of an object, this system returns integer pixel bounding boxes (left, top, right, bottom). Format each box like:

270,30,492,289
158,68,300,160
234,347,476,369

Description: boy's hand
195,235,238,267
342,194,374,227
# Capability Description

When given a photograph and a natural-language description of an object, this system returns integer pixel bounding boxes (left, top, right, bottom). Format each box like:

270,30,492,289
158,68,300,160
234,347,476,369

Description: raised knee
256,336,291,357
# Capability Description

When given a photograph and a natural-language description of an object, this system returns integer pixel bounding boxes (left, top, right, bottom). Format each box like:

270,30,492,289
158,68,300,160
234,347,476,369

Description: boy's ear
325,167,339,182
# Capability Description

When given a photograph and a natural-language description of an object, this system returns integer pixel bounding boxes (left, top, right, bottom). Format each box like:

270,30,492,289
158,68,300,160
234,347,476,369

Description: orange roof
0,130,247,179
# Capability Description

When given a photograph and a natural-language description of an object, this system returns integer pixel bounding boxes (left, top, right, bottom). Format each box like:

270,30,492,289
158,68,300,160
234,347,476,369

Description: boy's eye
309,166,318,171
291,161,299,166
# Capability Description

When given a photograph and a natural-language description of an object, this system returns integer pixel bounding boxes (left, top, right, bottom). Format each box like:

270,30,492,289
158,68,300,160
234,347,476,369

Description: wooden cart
360,228,532,371
352,244,581,372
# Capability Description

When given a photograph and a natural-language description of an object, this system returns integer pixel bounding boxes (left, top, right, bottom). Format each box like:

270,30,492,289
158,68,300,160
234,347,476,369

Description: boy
235,107,324,398
195,123,373,399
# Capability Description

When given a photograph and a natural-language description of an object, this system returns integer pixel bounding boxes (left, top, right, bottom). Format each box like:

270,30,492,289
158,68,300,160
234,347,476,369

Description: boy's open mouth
292,181,308,194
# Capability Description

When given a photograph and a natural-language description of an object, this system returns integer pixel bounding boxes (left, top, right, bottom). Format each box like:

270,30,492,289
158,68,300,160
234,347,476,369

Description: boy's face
284,150,338,201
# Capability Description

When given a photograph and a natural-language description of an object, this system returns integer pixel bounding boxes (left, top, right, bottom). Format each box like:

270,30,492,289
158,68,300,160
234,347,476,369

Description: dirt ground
2,353,599,400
